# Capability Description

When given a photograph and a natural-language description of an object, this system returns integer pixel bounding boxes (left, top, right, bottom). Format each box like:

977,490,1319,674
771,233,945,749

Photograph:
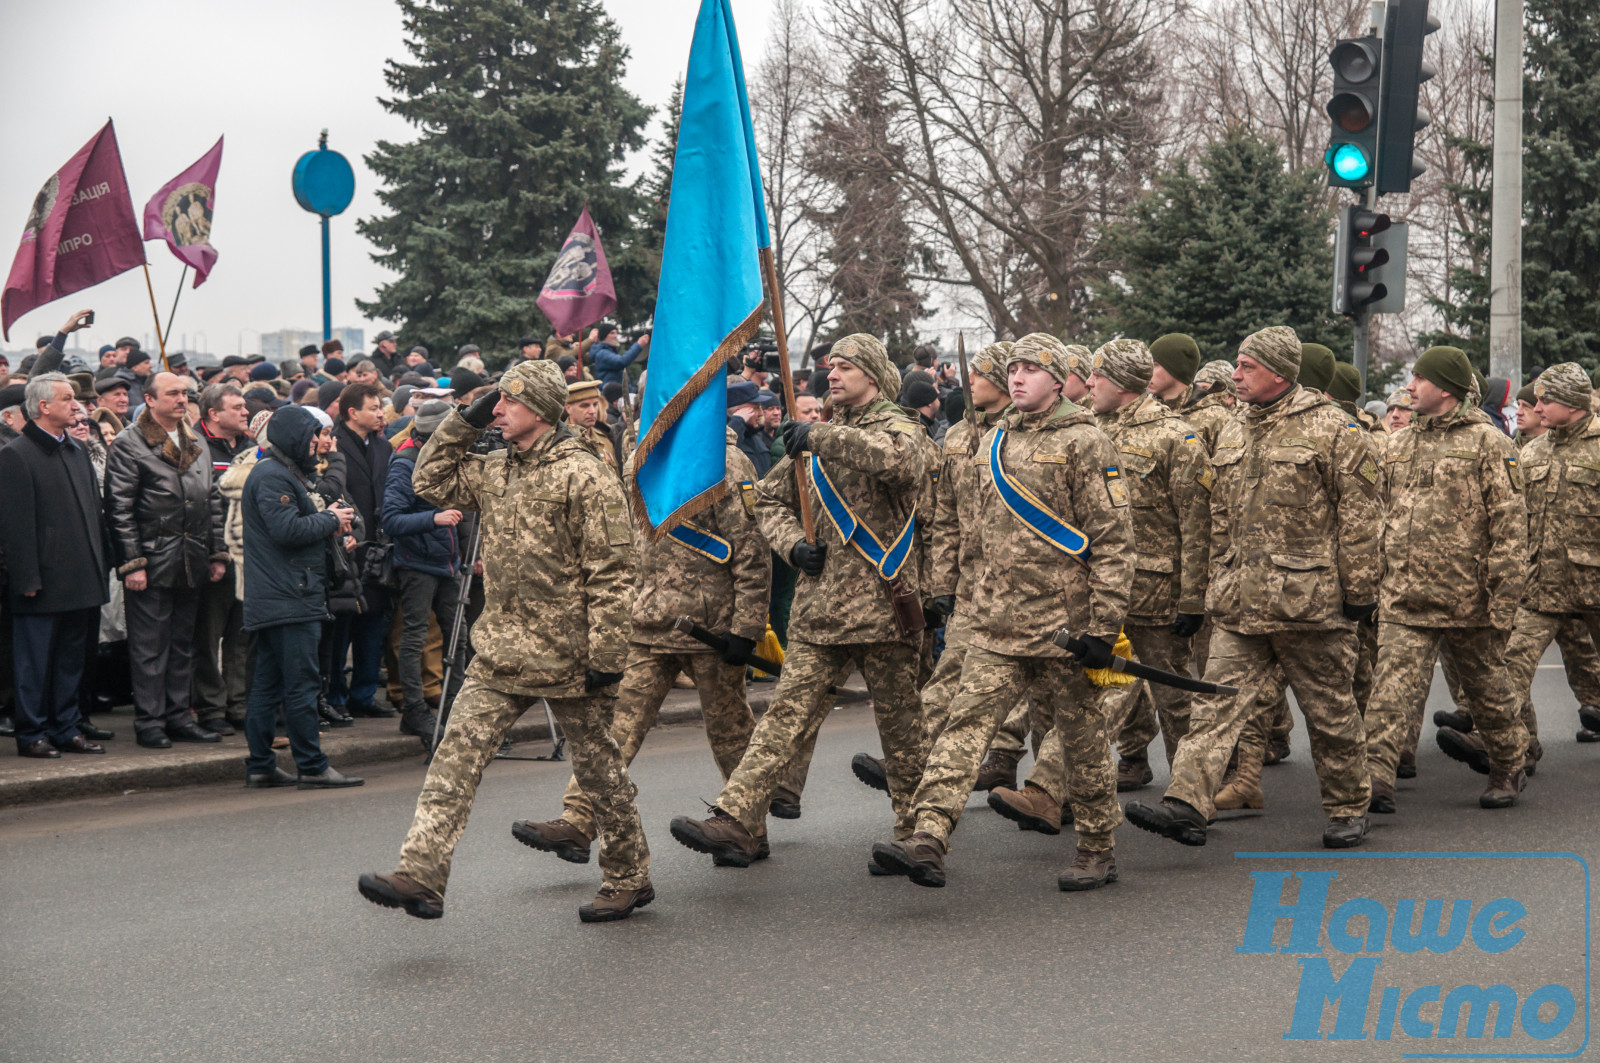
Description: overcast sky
0,0,772,357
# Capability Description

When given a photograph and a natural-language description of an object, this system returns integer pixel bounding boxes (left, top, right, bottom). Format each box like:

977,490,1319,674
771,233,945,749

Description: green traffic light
1327,144,1371,182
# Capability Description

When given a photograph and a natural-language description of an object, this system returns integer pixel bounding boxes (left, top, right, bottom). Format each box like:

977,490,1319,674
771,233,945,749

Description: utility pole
1488,0,1523,384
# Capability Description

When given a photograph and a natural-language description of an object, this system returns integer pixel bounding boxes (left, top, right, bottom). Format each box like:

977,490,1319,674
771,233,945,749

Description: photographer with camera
589,324,648,391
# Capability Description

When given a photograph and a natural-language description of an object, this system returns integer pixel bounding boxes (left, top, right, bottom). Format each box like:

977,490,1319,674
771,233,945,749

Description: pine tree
1096,128,1349,360
635,77,684,316
804,60,929,366
357,0,652,365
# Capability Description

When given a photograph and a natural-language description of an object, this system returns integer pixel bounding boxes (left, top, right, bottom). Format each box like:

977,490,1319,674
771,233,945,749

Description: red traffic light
1351,209,1391,239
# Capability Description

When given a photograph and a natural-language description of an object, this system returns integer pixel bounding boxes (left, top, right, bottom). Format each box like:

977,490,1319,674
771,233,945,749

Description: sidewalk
0,674,870,808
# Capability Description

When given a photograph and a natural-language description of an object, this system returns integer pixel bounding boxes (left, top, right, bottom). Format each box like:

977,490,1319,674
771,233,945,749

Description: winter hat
1516,383,1536,406
1386,389,1414,410
412,400,451,438
249,362,279,382
1063,344,1093,383
1411,345,1474,401
1297,343,1336,393
900,373,940,409
498,358,566,424
1091,338,1154,394
1238,327,1301,383
1006,332,1072,388
826,334,899,401
971,341,1012,391
125,349,152,370
322,357,347,376
289,379,316,404
317,380,343,410
1533,362,1592,410
390,384,415,414
1194,359,1236,397
1149,333,1201,385
249,409,273,442
1329,362,1363,403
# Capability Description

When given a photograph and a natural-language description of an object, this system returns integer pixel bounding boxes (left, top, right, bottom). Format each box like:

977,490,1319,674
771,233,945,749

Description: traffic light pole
1488,0,1523,384
1352,183,1379,403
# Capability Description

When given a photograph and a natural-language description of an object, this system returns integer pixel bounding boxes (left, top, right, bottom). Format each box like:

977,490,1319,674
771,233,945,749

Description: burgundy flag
143,135,222,288
536,204,617,335
2,120,145,340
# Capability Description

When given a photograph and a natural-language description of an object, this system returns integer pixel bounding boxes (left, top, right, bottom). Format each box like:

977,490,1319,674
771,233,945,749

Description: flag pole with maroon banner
536,203,617,373
1,119,158,358
143,135,223,348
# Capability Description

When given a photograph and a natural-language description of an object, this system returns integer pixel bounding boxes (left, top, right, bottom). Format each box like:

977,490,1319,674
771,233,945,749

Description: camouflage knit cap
1298,343,1336,393
971,341,1012,391
1386,388,1413,410
828,333,900,401
1194,359,1236,397
1063,344,1093,383
498,358,566,424
1534,362,1593,410
1007,332,1071,387
1149,333,1201,385
1091,339,1153,394
1329,361,1362,403
1238,326,1301,383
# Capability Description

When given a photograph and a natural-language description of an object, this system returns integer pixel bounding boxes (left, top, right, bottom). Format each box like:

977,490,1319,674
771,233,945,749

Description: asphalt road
2,653,1596,1063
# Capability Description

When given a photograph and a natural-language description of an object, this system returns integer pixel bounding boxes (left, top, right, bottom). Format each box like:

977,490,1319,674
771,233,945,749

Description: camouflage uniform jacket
1204,385,1383,634
625,430,770,651
1101,393,1211,622
1379,404,1525,629
928,407,1007,604
1339,399,1387,435
413,410,636,695
910,419,942,604
1181,392,1235,455
967,396,1134,655
754,398,929,645
1519,411,1600,614
577,422,623,476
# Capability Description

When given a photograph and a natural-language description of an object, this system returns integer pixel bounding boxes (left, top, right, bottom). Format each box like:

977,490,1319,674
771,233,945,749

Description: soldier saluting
359,360,653,924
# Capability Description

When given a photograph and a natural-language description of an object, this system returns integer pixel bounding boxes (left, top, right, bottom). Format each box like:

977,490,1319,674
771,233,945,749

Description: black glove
721,633,757,667
1071,634,1115,671
790,540,827,578
1171,613,1204,639
462,389,500,429
780,419,813,458
584,668,624,692
922,594,956,628
1342,601,1378,624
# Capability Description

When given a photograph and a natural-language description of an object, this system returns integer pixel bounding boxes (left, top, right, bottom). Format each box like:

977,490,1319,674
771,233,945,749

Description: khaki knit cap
1329,361,1363,403
970,341,1012,391
1194,359,1236,396
828,333,900,401
1534,362,1593,410
1149,333,1201,385
1386,388,1414,410
1006,332,1072,387
1298,343,1337,393
1063,344,1093,383
1091,339,1154,394
1238,326,1302,382
499,359,567,424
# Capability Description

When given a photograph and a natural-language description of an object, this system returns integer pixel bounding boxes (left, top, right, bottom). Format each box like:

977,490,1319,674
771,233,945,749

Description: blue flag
631,0,768,536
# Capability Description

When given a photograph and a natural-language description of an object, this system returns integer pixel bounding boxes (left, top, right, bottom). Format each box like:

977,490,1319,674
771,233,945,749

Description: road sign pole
321,214,332,343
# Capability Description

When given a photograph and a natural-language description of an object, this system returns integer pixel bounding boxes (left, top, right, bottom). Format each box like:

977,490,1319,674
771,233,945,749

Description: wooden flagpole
162,264,189,351
758,244,815,545
139,263,170,371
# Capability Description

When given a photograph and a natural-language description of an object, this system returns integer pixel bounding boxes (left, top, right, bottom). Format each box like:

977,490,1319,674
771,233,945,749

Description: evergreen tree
357,0,652,365
1096,127,1349,361
635,77,684,319
804,61,929,366
1418,108,1493,363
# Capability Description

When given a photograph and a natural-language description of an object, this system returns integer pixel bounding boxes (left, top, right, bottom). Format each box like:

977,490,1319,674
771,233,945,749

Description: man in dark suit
331,381,394,716
0,373,109,757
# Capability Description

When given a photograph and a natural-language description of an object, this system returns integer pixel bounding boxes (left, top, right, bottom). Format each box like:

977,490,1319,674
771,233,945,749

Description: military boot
1367,777,1397,814
719,836,770,867
511,818,592,864
974,748,1020,792
1525,735,1544,776
1322,816,1369,849
1436,727,1490,774
358,871,444,920
768,786,802,820
1396,750,1417,779
670,807,760,867
1579,704,1600,734
1263,738,1291,766
1058,846,1118,892
1480,769,1527,810
1214,757,1264,810
1125,798,1207,846
1433,708,1474,733
1116,755,1154,792
578,883,655,923
870,831,946,888
850,753,889,794
987,784,1062,835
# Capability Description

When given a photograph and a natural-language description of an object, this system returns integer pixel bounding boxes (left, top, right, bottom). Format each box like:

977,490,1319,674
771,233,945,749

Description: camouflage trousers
914,648,1120,850
1354,619,1377,716
988,700,1036,757
718,640,925,839
1165,627,1370,822
559,645,754,839
768,658,857,805
1022,684,1116,822
398,678,649,893
1504,607,1600,740
1444,613,1600,737
1109,623,1194,767
1366,623,1527,786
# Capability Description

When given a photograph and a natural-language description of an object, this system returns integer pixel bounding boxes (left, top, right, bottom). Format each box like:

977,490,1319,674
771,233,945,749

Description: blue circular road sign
292,147,355,217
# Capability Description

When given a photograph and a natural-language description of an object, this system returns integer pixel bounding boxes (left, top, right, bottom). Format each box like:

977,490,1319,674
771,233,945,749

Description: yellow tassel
1085,629,1138,688
753,625,785,679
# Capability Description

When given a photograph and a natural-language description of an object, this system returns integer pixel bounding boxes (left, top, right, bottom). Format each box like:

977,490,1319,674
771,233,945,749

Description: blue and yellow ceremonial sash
809,455,916,581
666,521,732,564
988,428,1091,564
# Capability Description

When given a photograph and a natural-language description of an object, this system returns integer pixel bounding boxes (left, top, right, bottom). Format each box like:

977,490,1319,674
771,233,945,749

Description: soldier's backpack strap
666,521,732,564
809,455,916,582
988,427,1092,566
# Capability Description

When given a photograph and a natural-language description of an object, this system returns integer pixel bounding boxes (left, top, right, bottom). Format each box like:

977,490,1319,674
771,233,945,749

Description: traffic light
1332,206,1391,315
1376,0,1439,194
1324,36,1382,188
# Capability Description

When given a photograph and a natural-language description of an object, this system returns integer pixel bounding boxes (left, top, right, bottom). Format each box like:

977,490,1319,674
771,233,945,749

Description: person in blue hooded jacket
588,325,649,390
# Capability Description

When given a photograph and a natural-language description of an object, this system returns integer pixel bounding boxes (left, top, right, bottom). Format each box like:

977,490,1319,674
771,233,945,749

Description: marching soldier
668,335,929,867
511,429,770,864
873,333,1133,891
358,360,652,924
1126,326,1381,850
1365,346,1529,812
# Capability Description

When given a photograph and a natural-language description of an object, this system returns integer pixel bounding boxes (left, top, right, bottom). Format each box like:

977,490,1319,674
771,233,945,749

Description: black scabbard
1050,629,1239,696
673,617,783,677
